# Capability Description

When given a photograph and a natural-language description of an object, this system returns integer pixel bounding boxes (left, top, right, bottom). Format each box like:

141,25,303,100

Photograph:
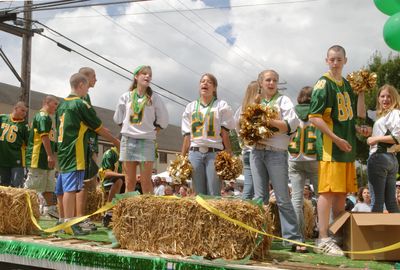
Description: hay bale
265,199,316,239
85,187,106,221
0,187,39,234
264,199,281,237
112,196,271,260
303,199,316,239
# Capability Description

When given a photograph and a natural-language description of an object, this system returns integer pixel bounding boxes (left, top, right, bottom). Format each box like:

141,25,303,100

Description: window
159,152,167,164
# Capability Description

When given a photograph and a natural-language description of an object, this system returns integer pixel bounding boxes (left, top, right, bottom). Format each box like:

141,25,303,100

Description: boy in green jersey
0,101,29,187
309,45,367,256
25,95,59,217
55,73,119,235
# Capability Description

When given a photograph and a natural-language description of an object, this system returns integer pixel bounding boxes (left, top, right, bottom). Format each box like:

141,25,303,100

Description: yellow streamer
26,192,400,255
195,195,400,255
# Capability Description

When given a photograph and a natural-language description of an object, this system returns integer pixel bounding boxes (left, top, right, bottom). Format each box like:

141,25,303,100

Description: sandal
291,244,309,253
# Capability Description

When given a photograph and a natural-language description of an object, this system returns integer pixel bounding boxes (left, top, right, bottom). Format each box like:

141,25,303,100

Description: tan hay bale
264,199,281,237
303,199,315,239
0,187,39,234
112,196,271,260
265,199,316,239
85,187,106,221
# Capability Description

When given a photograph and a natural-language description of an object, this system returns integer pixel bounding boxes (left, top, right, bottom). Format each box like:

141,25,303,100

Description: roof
0,82,182,152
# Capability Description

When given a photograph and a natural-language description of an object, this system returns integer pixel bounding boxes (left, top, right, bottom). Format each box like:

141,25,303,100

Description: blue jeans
242,151,254,200
189,150,220,196
289,160,318,241
0,167,25,187
367,152,399,213
250,149,302,243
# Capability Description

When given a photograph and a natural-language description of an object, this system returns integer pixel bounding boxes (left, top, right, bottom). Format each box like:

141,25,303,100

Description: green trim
0,239,242,270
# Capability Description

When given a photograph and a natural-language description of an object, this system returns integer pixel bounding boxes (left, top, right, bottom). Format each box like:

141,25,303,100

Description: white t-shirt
370,109,400,154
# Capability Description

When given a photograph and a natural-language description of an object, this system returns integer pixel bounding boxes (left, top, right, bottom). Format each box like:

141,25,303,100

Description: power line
138,3,256,81
25,0,321,15
31,20,190,103
172,0,265,71
89,7,243,100
36,31,188,107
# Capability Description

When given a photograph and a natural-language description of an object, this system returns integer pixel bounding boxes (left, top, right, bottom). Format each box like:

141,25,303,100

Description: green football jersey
56,95,103,172
25,110,56,170
82,94,99,153
309,73,357,162
0,114,29,167
101,147,122,173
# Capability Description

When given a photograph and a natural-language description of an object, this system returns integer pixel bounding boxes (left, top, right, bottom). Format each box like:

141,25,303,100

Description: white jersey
182,98,234,150
113,91,169,140
259,95,299,150
370,109,400,154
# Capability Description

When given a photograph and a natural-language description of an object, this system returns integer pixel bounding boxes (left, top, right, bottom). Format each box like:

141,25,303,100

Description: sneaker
65,223,89,236
47,206,59,219
102,213,112,228
79,219,97,231
314,237,344,256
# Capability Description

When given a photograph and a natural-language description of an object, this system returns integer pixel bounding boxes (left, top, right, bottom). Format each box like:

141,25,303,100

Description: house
0,82,182,173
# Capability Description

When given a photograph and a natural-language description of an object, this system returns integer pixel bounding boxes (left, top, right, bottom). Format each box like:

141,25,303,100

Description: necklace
194,96,215,125
131,89,148,115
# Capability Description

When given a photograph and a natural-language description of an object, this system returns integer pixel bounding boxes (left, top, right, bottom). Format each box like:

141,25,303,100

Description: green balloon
374,0,400,16
383,12,400,51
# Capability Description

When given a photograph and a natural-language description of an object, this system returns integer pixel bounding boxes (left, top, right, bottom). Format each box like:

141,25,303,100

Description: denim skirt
119,135,155,162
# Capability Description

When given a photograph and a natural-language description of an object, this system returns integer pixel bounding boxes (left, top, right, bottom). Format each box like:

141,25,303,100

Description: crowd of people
0,45,400,257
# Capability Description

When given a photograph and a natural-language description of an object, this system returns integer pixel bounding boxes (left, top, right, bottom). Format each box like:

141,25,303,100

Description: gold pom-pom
346,69,377,94
214,151,243,181
239,104,278,146
167,154,193,185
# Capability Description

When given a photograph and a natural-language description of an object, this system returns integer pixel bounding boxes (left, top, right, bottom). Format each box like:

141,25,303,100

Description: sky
0,0,397,126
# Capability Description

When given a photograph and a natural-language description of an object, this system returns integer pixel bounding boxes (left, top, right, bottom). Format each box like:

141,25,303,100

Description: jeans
250,149,302,243
189,150,220,196
367,152,399,213
242,151,254,200
289,160,318,242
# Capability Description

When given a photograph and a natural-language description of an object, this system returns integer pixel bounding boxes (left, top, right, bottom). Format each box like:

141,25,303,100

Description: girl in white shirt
114,65,169,193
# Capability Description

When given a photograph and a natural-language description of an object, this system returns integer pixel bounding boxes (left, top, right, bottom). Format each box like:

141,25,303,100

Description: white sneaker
314,237,344,256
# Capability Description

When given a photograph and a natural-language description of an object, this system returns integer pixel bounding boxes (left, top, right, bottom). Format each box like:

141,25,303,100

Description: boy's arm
41,135,56,169
357,91,366,119
104,171,125,178
221,128,232,154
96,127,120,149
310,117,352,152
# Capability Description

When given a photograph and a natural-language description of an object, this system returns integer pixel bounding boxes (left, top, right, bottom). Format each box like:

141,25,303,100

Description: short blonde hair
70,73,88,89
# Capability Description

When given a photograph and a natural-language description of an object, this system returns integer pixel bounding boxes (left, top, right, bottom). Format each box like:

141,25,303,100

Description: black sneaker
102,214,112,228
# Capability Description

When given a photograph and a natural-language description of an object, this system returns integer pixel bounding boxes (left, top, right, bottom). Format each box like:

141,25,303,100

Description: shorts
119,136,155,162
55,170,85,195
102,176,125,191
0,167,25,187
318,161,357,193
25,168,56,193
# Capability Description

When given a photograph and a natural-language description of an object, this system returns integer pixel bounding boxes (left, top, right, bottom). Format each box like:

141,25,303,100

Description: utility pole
20,0,32,117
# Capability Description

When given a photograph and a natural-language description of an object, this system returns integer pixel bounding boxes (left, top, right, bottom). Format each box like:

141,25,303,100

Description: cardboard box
329,212,400,260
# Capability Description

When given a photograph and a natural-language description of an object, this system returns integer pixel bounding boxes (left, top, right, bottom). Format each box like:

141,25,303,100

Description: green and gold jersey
25,110,56,170
309,73,357,162
82,94,99,154
0,114,29,167
56,94,103,172
101,147,122,173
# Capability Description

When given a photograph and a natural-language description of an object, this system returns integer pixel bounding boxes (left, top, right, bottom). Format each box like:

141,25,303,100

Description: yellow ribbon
26,192,400,255
195,195,400,255
26,193,114,234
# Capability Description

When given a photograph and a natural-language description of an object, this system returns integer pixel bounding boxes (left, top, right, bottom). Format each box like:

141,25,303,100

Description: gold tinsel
214,151,243,181
346,69,377,94
168,154,193,185
239,104,278,146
